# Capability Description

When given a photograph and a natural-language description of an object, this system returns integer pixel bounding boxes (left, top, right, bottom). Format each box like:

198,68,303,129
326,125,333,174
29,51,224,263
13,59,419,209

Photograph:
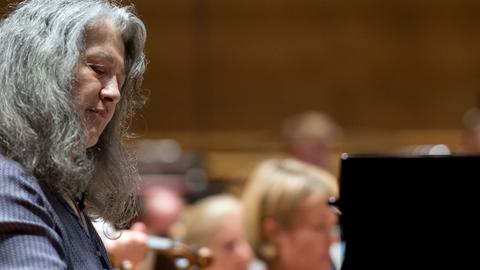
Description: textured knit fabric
0,155,113,270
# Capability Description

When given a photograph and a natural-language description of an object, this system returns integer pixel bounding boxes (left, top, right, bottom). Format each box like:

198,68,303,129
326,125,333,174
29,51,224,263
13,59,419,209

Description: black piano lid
336,154,480,269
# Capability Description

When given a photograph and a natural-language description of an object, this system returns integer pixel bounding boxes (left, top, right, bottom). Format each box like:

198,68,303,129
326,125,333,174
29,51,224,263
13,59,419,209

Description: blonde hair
172,194,242,247
242,158,338,260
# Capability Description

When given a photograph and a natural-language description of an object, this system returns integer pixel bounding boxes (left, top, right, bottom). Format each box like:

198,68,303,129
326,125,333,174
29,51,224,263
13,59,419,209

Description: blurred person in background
98,184,186,269
462,107,480,154
396,144,451,156
172,194,254,270
242,158,340,270
133,185,185,270
100,140,190,269
282,111,342,171
137,183,186,237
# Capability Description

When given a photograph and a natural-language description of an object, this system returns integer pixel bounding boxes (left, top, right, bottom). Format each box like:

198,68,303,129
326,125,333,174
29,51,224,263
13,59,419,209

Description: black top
0,155,113,269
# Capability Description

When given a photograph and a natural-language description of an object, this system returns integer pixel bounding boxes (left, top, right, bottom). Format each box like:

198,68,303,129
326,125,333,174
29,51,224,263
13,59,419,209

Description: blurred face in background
141,186,185,236
207,214,253,270
272,195,337,270
291,137,330,169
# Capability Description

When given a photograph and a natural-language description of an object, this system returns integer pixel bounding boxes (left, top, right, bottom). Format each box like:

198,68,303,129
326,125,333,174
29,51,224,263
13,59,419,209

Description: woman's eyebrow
88,51,125,76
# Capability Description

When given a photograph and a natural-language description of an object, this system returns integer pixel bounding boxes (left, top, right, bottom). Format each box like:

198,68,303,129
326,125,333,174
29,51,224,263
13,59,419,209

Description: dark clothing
0,155,113,269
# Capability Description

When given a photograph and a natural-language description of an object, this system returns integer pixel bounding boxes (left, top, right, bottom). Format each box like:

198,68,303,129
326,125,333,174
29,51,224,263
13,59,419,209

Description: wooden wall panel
2,0,480,146
131,0,480,133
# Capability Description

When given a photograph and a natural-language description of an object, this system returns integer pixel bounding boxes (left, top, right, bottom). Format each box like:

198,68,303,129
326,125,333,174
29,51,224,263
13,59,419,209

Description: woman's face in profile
207,214,254,270
274,195,337,270
72,20,125,148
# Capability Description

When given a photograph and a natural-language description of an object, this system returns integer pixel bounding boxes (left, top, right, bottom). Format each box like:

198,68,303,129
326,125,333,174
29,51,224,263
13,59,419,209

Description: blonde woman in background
243,158,339,270
172,194,254,270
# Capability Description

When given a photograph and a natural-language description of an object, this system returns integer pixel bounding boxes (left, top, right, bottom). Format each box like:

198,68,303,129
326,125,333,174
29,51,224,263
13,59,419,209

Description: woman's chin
86,134,100,148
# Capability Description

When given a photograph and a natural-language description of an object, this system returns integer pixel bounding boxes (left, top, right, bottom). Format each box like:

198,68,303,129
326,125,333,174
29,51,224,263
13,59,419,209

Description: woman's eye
90,65,106,75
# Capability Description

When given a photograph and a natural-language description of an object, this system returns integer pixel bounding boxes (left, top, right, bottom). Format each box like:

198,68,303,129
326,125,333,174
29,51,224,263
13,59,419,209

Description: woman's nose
100,77,121,104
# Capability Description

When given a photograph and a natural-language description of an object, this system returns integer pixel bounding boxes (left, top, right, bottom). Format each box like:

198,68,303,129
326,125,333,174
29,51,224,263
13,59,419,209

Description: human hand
105,222,149,268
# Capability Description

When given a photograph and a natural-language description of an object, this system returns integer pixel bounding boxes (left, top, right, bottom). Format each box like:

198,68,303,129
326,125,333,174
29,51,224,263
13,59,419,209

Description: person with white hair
0,0,147,268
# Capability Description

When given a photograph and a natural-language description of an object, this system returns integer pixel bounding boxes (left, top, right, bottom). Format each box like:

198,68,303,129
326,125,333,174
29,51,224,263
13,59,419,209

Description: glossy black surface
337,155,480,269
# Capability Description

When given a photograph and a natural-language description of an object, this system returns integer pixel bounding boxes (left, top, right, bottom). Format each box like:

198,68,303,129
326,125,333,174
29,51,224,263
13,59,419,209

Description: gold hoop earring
260,243,277,260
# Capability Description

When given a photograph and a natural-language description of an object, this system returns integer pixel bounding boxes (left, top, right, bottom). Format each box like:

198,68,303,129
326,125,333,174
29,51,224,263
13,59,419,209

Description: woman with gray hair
0,0,147,269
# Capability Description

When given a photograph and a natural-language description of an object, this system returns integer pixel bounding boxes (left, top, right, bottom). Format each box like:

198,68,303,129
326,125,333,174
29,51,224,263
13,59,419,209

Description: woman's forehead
292,195,331,221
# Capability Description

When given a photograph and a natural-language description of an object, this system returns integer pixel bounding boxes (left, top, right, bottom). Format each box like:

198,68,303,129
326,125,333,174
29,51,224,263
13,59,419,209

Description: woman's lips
87,108,107,118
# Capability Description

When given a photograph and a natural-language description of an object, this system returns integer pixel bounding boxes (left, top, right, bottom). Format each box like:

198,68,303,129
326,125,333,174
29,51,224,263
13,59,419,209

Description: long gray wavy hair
0,0,147,229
